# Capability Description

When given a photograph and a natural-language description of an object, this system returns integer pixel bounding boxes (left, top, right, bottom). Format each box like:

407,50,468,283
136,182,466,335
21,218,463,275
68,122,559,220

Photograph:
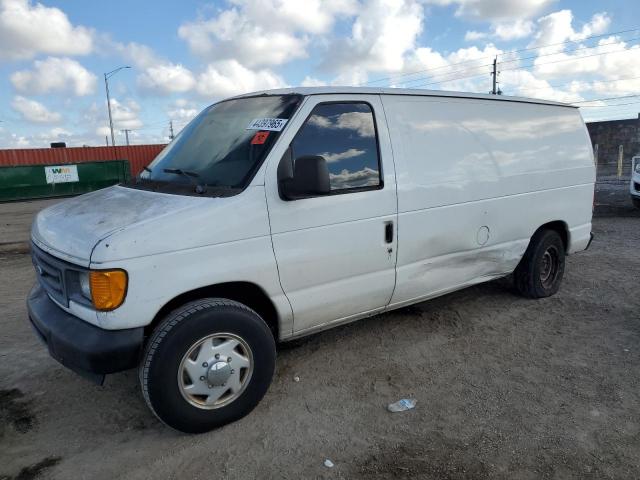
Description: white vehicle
28,87,595,433
631,155,640,209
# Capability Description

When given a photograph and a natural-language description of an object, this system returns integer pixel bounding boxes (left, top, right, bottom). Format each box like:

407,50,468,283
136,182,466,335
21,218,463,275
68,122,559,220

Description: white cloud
178,0,357,67
11,95,61,123
196,60,286,98
11,57,96,96
330,167,379,189
322,148,365,163
178,8,306,67
308,111,375,137
109,98,143,130
532,37,640,81
465,19,534,42
137,63,196,94
301,76,328,87
326,0,424,78
0,0,93,60
530,10,611,54
465,30,487,42
500,69,584,102
493,19,535,40
427,0,555,21
229,0,358,35
113,41,195,96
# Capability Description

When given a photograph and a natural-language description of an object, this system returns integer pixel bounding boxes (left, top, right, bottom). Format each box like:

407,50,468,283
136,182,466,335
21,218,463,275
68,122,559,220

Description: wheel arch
145,282,280,341
533,220,569,252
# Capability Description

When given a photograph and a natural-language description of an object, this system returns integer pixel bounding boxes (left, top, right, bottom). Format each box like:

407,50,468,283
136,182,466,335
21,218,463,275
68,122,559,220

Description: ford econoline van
28,87,595,432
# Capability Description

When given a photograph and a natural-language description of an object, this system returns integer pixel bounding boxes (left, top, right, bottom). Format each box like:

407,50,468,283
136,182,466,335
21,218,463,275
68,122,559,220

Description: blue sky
0,0,639,148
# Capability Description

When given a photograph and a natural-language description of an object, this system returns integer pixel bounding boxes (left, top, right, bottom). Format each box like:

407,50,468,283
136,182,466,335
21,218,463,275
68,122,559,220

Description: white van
28,87,595,432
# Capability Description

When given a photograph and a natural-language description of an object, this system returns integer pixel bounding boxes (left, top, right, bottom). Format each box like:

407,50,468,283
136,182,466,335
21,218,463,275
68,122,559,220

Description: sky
0,0,639,148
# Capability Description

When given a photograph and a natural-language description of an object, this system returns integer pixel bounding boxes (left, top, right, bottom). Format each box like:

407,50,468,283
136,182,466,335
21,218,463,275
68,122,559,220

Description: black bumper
27,283,144,384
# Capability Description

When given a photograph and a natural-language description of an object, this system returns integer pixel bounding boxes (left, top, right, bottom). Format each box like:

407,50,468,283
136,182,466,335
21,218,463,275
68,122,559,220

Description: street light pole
103,66,131,147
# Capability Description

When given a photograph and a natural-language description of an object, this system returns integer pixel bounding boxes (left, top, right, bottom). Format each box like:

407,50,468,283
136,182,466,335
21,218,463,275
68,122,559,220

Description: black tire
140,298,276,433
633,197,640,209
513,229,565,299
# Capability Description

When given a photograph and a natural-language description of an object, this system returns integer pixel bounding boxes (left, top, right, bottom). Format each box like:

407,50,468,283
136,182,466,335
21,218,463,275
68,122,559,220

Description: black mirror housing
278,154,330,200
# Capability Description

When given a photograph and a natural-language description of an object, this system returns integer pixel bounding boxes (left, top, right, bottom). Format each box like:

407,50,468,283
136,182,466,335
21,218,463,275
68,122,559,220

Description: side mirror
278,151,330,200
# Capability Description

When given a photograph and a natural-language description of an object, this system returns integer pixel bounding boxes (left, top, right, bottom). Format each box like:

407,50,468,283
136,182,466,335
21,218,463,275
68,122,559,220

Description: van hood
32,186,208,265
32,185,270,266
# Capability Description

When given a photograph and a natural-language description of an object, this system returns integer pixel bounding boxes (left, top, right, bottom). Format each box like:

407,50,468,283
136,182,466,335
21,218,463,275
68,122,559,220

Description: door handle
385,221,394,244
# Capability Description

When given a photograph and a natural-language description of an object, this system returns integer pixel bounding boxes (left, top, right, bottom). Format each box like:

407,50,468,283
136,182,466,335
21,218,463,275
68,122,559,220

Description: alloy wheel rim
177,333,253,410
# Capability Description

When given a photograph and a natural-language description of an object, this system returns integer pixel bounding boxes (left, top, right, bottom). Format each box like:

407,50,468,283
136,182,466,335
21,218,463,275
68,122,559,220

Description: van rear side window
292,102,381,192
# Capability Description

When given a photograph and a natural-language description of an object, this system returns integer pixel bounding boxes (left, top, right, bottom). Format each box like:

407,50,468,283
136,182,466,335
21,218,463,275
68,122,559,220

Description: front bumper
27,283,144,384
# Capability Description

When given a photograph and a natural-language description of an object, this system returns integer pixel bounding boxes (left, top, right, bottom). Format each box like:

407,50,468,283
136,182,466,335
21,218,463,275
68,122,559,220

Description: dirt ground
1,214,639,479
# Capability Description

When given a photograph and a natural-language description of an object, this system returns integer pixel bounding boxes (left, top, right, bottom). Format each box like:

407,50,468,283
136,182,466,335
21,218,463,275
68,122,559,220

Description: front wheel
632,197,640,209
513,229,566,298
140,298,276,433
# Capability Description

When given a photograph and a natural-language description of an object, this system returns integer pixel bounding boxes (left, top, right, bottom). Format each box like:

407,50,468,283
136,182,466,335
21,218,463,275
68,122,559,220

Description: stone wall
586,115,640,179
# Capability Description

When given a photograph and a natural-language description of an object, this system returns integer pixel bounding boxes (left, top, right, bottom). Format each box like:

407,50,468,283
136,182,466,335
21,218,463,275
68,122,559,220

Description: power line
574,94,640,104
408,43,639,90
498,42,639,75
579,100,640,108
404,37,640,89
359,26,640,87
516,74,640,92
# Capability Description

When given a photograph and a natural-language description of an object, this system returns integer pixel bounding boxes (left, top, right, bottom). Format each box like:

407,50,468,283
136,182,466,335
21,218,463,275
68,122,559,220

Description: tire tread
139,298,261,428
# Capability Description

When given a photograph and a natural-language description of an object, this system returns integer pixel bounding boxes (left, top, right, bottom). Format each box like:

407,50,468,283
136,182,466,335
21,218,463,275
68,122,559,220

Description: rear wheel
514,229,565,298
140,298,276,433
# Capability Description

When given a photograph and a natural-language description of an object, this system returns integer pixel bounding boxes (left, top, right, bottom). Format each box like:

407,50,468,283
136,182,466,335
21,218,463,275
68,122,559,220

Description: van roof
232,86,574,108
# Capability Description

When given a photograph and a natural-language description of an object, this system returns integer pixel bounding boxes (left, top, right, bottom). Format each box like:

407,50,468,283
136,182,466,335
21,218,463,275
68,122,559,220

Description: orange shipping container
0,144,166,177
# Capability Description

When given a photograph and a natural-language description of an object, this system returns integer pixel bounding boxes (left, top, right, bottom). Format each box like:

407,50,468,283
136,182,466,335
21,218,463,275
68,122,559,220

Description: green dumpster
0,160,131,202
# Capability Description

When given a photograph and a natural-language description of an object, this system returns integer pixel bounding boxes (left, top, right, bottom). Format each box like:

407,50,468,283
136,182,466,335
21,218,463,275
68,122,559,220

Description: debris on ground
293,376,300,382
387,398,416,413
324,459,334,468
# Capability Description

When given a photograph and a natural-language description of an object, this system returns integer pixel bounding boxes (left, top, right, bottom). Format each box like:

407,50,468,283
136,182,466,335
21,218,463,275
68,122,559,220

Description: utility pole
490,56,502,95
121,129,132,146
103,66,131,147
169,120,175,140
105,135,109,146
491,56,497,95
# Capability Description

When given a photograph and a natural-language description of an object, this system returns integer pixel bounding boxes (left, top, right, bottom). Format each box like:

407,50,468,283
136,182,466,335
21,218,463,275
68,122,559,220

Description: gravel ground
0,213,639,480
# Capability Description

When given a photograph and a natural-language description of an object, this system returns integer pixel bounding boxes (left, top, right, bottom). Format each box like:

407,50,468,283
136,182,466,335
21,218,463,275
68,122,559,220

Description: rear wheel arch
145,282,280,341
532,220,569,252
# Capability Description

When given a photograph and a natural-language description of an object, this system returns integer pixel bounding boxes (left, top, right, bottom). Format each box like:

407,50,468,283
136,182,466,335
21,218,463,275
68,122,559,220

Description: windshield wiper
143,166,152,173
163,168,207,194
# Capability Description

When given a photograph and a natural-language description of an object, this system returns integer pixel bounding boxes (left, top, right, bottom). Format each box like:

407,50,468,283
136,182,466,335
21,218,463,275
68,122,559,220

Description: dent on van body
381,94,594,306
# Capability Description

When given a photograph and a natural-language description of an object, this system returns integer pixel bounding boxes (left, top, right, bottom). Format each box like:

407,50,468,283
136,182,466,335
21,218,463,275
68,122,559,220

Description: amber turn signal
89,269,128,311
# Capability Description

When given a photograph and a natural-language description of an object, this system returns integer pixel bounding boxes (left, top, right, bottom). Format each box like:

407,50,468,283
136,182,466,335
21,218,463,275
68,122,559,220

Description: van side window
292,102,381,192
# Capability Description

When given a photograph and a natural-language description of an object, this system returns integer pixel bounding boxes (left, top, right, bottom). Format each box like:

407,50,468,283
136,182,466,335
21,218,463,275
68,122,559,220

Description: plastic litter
387,398,416,413
324,459,334,468
293,376,300,382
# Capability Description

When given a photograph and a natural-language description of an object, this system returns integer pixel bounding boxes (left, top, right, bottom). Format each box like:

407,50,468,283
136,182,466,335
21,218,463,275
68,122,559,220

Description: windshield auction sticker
246,118,288,131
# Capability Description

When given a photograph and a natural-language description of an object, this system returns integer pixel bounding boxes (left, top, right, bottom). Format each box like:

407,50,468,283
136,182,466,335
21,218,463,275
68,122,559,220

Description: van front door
264,95,397,334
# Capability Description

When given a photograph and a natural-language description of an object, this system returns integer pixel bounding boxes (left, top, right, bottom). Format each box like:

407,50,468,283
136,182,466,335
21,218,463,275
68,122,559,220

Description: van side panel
381,95,594,307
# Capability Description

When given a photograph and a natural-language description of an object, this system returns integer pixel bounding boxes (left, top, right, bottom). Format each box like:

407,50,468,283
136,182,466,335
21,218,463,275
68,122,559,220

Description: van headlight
76,269,128,311
79,271,91,299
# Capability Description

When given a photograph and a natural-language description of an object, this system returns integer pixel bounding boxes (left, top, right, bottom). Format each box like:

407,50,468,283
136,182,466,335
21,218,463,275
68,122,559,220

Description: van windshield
128,94,302,196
